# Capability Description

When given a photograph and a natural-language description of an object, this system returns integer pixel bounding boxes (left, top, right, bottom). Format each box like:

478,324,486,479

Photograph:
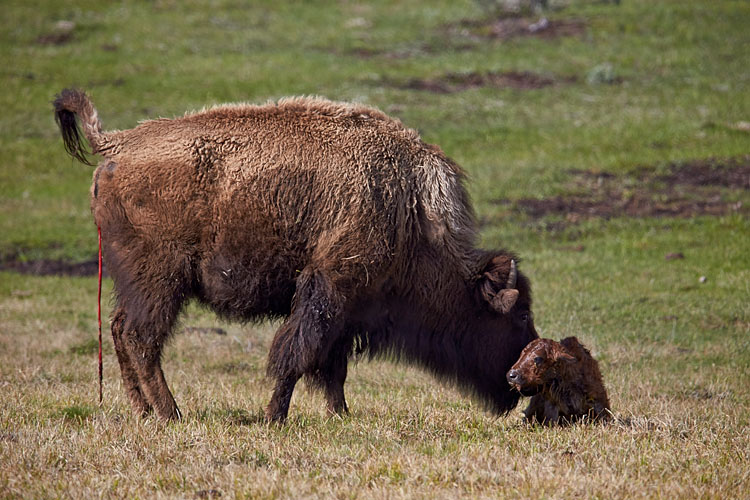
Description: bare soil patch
35,21,76,46
397,70,572,93
0,256,101,277
509,156,748,222
655,157,749,189
35,32,74,46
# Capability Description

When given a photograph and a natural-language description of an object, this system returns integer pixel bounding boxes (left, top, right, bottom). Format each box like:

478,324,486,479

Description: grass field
1,0,749,498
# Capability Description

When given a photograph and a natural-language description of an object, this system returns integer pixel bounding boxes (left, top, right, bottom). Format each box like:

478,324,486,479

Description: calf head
506,338,576,396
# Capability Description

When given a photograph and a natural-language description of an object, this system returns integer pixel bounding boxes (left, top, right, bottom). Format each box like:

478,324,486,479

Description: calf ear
555,352,577,364
479,256,519,314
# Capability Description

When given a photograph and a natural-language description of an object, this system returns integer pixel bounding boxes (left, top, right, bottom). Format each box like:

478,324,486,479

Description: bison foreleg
265,373,301,423
266,267,348,422
322,347,350,416
306,335,352,416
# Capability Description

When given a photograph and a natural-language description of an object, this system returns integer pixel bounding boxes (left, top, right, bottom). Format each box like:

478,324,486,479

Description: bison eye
534,356,544,365
519,312,530,323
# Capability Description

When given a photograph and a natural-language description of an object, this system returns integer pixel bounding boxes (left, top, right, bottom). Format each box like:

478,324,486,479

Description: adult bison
54,89,538,422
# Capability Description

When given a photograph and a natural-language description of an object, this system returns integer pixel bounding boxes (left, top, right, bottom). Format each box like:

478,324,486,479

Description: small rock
699,276,707,283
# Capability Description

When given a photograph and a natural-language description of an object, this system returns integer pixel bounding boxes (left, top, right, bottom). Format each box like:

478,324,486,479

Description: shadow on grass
194,407,267,426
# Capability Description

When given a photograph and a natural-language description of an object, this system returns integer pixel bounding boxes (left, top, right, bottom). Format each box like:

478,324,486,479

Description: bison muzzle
54,88,539,422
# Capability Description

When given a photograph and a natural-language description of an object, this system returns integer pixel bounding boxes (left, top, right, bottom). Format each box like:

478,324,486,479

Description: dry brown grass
1,275,748,499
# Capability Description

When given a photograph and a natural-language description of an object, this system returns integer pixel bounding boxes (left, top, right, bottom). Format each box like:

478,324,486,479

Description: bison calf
54,89,539,423
506,337,610,425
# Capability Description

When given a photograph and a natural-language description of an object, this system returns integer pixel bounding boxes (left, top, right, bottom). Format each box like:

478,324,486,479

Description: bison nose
506,370,520,384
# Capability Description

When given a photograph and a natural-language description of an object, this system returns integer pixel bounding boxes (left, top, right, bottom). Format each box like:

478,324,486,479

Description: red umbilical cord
98,226,103,404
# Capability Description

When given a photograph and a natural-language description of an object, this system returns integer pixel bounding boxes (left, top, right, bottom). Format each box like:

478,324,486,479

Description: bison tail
53,88,105,166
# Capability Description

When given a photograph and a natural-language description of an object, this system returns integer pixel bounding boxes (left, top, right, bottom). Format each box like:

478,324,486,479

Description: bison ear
479,256,519,314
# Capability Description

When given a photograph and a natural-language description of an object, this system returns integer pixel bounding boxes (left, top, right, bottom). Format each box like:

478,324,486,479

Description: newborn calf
506,337,610,425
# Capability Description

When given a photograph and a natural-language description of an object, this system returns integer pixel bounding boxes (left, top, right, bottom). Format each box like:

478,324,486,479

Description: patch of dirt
516,193,739,220
506,156,749,222
397,70,572,93
0,257,102,277
36,21,76,46
449,15,587,41
656,157,750,189
36,32,74,46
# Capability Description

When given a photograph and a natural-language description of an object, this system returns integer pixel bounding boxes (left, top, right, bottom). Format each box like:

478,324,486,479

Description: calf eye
520,312,530,323
534,356,544,365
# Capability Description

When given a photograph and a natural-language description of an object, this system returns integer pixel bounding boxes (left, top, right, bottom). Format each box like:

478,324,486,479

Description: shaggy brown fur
54,88,539,422
506,337,610,425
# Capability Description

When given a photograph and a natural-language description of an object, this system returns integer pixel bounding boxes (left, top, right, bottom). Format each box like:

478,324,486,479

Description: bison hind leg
110,277,188,421
111,307,152,416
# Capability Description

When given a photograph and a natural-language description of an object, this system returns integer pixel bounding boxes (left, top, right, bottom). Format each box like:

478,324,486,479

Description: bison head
450,253,540,413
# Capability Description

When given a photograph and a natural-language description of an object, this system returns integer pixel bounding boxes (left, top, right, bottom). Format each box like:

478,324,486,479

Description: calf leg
110,307,151,416
524,395,562,425
542,400,561,425
523,394,547,424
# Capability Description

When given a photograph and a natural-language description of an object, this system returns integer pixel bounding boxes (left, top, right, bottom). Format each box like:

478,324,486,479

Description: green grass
1,0,749,498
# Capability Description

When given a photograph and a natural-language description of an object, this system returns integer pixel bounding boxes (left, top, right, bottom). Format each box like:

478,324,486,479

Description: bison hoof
152,405,182,422
264,407,288,424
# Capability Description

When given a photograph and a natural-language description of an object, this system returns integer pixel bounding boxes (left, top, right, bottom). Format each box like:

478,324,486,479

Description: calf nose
506,370,519,384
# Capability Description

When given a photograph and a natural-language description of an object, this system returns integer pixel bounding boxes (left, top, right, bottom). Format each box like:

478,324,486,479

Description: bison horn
506,259,517,289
